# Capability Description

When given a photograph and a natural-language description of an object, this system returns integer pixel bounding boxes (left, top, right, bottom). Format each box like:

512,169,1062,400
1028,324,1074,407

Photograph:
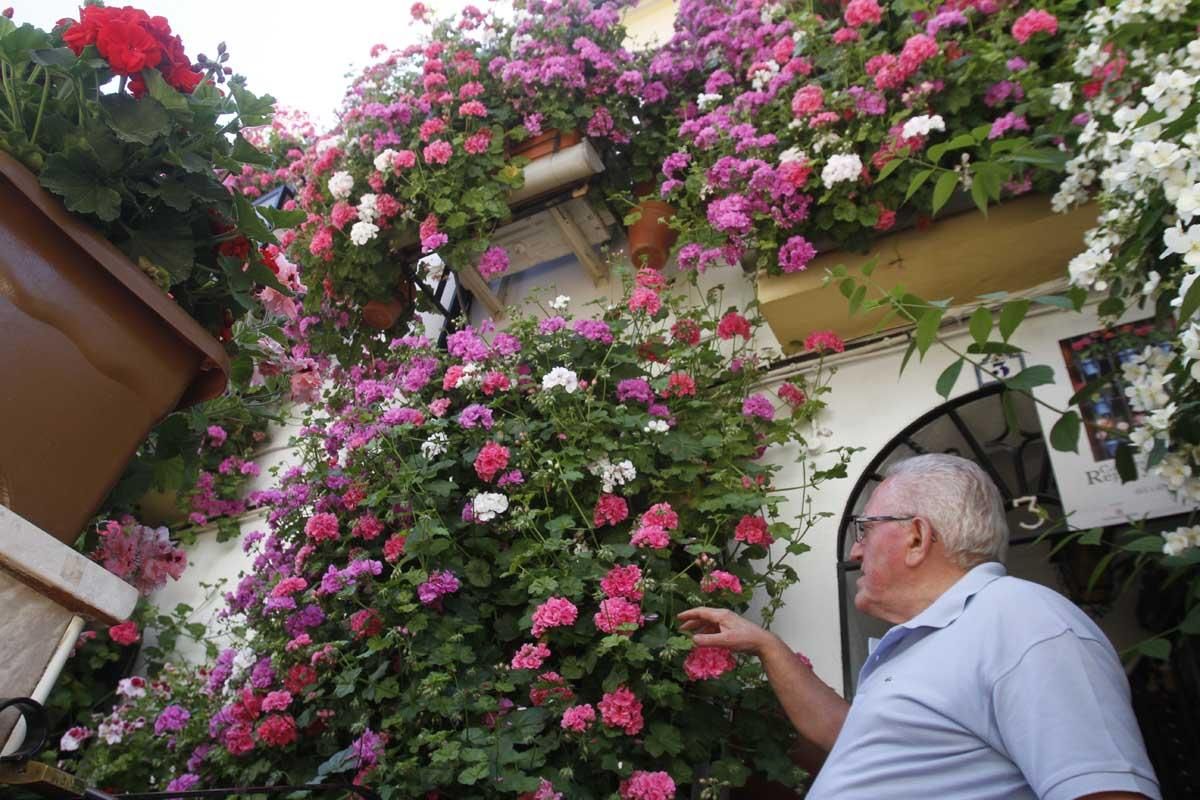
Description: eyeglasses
849,515,916,544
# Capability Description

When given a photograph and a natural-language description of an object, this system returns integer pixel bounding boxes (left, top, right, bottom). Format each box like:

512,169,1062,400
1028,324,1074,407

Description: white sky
21,1,474,129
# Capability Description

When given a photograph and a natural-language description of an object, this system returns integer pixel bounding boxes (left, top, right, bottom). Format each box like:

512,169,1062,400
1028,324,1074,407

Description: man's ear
903,518,935,567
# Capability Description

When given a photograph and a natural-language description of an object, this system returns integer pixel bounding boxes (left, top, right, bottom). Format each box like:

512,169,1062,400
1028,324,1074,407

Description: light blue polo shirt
807,562,1160,800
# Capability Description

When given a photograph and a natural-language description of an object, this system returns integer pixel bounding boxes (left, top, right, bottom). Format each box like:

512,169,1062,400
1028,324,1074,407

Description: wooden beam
549,205,607,285
0,506,137,624
457,263,504,319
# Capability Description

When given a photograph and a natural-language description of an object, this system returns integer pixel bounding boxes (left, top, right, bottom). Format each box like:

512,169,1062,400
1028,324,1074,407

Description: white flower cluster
779,147,806,164
588,457,636,493
473,492,509,522
820,153,863,187
549,294,570,310
901,114,946,139
750,60,779,91
1052,5,1200,508
374,149,397,172
697,92,723,110
421,432,449,459
541,366,579,393
350,221,379,246
1162,524,1200,556
327,170,354,200
643,419,669,434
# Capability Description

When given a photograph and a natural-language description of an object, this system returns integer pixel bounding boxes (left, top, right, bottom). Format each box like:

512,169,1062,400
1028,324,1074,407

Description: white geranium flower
472,492,509,522
697,92,723,110
327,171,354,200
358,193,379,223
349,221,379,246
60,727,90,752
779,147,806,164
421,432,449,459
588,458,637,493
541,367,579,393
549,294,570,310
901,114,946,139
98,717,124,745
643,419,669,433
820,153,863,186
373,149,397,172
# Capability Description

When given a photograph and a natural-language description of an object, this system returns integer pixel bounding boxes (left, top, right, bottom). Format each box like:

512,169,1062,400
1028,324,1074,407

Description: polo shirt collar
898,561,1007,632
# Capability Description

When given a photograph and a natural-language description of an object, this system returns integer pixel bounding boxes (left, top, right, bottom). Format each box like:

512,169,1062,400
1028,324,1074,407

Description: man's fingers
692,632,728,648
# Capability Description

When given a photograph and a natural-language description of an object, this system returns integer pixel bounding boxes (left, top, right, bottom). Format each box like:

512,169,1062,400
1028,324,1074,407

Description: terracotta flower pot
627,199,679,271
509,129,582,161
0,152,229,545
362,281,417,330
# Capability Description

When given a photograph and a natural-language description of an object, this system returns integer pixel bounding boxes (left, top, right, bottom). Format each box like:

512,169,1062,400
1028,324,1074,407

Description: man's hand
677,607,780,655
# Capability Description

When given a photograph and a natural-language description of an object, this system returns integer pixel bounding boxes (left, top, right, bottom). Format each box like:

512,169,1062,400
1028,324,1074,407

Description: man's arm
677,607,849,753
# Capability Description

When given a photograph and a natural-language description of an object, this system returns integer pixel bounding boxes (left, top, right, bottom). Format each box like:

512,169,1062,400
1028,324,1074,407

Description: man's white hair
883,454,1009,568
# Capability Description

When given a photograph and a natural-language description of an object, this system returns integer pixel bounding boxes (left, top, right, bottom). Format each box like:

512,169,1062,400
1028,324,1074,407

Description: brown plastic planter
627,199,678,271
0,152,229,544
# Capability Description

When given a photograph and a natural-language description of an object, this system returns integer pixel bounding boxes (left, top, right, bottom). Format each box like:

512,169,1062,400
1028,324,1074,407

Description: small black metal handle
0,697,50,763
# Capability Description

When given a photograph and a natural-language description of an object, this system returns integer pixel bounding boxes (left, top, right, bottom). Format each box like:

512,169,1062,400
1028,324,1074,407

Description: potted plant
655,0,1076,278
0,8,287,543
285,0,646,345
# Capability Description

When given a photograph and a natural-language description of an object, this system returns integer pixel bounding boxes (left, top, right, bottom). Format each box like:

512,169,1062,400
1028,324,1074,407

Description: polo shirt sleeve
991,629,1161,800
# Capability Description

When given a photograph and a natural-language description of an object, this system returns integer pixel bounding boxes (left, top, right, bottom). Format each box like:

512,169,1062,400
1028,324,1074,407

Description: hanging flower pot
0,152,229,545
362,280,418,330
508,129,582,161
627,198,679,271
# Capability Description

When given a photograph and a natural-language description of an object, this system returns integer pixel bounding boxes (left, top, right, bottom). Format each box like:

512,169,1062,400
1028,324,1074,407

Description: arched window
834,383,1062,696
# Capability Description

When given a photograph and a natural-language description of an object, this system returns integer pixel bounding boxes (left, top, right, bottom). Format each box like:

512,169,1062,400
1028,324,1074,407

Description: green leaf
1125,535,1169,553
936,358,964,399
848,284,867,315
141,69,191,116
151,454,186,491
1177,272,1200,323
233,191,277,245
458,763,490,785
914,307,944,357
100,94,170,145
29,47,77,68
1132,638,1171,661
970,178,990,215
1032,294,1076,310
0,23,50,60
1114,443,1138,483
256,205,307,229
1004,365,1054,392
875,156,905,182
968,307,992,345
1049,411,1081,453
932,171,957,215
231,82,276,127
38,153,122,221
905,169,933,202
898,338,918,375
231,134,274,167
644,722,684,758
998,300,1030,342
123,219,195,282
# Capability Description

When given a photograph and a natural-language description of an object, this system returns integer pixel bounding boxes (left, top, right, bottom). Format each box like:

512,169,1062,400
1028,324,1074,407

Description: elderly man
679,453,1160,800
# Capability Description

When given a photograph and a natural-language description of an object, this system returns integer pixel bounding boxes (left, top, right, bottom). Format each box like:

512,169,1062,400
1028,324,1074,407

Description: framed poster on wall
1025,309,1192,530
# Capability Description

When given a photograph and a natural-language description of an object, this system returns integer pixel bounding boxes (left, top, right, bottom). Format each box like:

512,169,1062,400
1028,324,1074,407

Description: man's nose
849,540,864,562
